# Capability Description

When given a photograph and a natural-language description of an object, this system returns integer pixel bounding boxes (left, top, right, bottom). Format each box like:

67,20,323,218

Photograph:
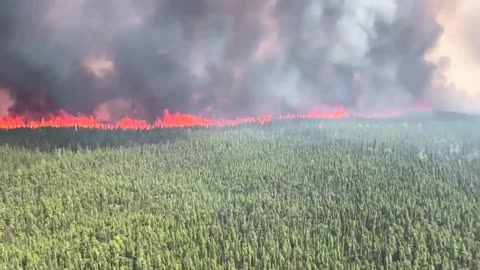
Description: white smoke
0,88,14,117
329,0,398,66
426,0,480,114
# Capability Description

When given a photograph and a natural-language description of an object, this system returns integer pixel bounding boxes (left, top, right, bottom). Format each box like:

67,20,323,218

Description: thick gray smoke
0,0,455,120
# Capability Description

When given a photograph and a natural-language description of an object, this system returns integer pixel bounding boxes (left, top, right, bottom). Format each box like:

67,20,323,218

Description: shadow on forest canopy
0,127,193,151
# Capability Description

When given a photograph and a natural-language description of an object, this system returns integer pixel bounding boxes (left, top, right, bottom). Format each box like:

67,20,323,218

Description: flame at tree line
0,103,431,130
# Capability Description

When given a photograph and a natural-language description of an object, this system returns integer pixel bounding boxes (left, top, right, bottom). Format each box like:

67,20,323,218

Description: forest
0,120,479,269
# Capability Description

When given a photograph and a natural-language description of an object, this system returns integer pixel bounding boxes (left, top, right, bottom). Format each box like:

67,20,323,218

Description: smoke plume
0,0,478,121
425,0,480,114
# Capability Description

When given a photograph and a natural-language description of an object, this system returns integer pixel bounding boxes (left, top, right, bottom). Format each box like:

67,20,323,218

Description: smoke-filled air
0,0,478,123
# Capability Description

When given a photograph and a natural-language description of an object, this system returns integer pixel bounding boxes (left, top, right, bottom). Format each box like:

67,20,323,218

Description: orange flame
0,104,431,130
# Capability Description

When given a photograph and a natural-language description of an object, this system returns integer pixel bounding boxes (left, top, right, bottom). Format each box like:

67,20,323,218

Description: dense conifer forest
0,120,479,269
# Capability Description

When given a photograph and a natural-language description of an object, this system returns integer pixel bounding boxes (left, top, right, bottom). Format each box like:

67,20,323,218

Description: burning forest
0,105,432,130
1,2,480,268
0,0,478,129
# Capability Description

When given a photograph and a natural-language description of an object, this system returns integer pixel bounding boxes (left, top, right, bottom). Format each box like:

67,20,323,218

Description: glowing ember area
0,105,431,130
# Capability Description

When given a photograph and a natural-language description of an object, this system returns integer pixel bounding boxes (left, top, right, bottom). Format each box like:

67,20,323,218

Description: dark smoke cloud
0,0,461,120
